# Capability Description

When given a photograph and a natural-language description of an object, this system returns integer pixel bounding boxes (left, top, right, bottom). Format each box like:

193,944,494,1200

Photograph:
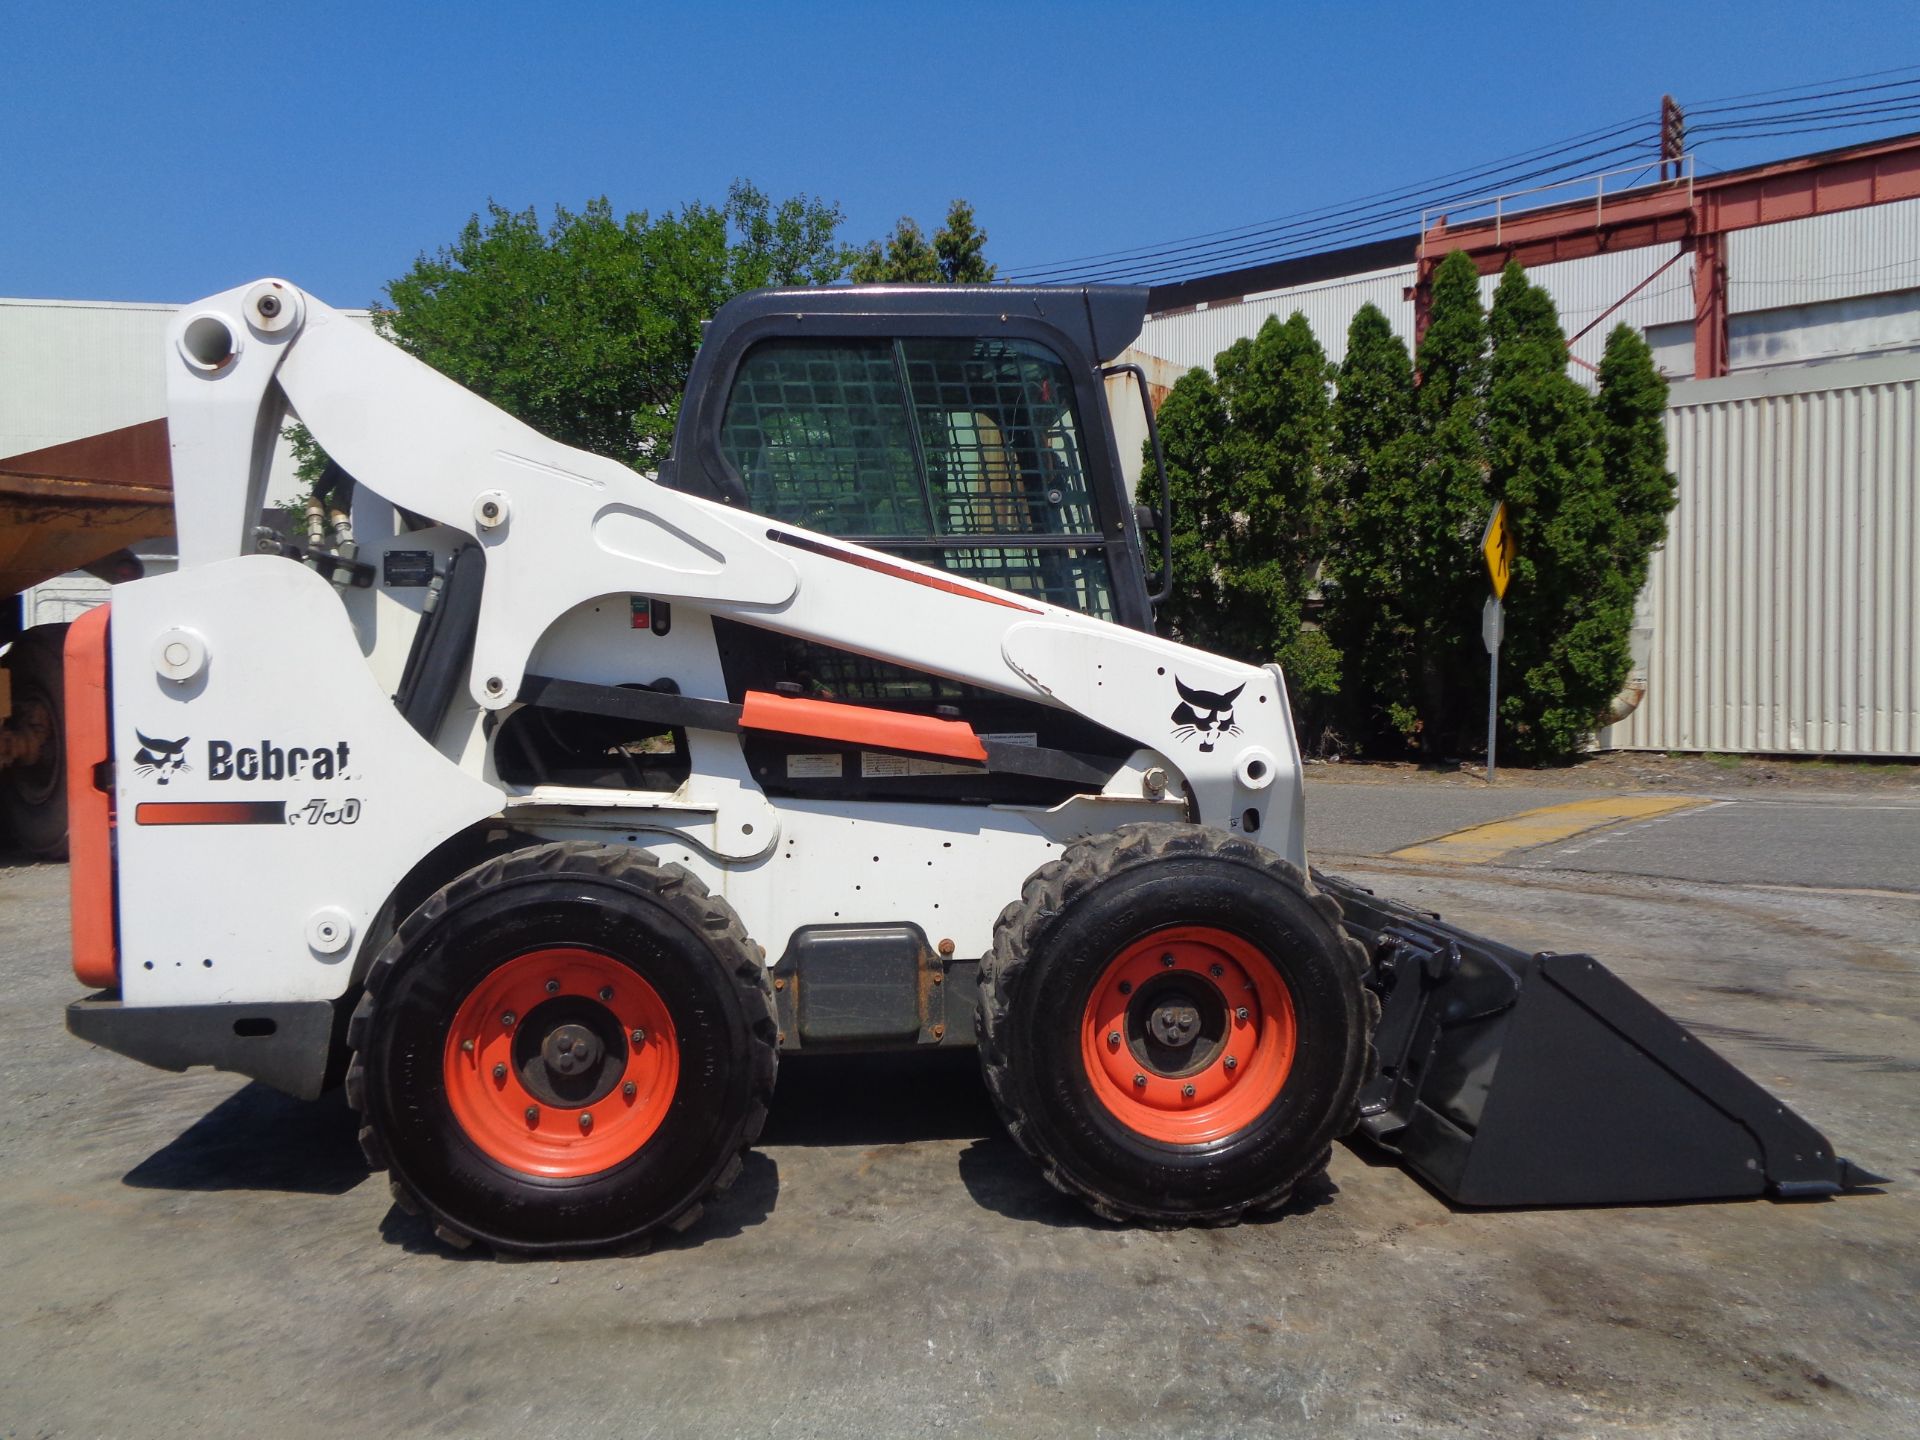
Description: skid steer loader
60,279,1878,1252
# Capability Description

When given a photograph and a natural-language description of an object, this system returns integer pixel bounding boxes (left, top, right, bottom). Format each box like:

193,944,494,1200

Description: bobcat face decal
133,731,191,785
1170,679,1243,754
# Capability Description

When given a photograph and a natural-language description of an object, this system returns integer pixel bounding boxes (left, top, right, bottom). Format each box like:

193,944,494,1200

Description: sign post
1480,502,1518,784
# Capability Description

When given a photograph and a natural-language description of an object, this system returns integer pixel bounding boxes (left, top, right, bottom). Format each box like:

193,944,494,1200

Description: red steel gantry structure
1413,129,1920,377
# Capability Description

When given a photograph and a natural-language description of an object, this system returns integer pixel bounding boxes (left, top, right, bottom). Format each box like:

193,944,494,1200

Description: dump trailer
60,279,1878,1253
0,421,171,857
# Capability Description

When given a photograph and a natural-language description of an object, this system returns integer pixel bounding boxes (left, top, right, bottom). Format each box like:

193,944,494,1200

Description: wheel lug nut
1117,981,1132,995
1224,1055,1238,1071
1235,1007,1250,1022
501,1011,516,1028
545,979,560,994
579,1112,593,1132
1161,953,1176,968
1107,1030,1121,1047
1133,1073,1147,1088
1209,964,1224,978
493,1062,507,1081
1182,1084,1196,1099
599,986,615,1001
460,1038,475,1053
630,1028,646,1046
623,1080,636,1099
524,1105,539,1124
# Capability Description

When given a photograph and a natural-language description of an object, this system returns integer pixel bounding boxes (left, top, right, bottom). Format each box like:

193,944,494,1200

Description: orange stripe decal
135,800,288,826
740,691,988,763
65,606,117,989
768,530,1043,613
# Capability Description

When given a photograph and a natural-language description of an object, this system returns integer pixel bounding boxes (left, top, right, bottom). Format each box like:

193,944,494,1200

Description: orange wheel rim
1080,925,1296,1144
443,947,678,1178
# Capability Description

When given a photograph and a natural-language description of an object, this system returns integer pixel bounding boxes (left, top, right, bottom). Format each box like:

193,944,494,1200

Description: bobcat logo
1170,679,1243,754
133,731,191,785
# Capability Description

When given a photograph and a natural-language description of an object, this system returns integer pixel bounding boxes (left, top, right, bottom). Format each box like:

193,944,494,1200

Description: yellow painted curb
1389,794,1710,865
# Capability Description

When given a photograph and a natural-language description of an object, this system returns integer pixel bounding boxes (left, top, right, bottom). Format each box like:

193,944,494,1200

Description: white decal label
785,753,844,779
860,752,979,778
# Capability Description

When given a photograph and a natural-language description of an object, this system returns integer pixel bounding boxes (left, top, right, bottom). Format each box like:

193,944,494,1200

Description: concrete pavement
3,771,1917,1439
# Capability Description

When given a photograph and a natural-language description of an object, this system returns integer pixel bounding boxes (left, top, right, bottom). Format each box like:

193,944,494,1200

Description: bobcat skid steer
60,279,1878,1252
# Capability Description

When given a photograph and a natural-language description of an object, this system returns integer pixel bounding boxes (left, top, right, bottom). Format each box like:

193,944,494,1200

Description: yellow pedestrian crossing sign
1482,501,1518,599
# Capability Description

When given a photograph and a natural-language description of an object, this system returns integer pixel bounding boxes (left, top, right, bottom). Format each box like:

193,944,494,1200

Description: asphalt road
1307,780,1920,892
3,780,1917,1439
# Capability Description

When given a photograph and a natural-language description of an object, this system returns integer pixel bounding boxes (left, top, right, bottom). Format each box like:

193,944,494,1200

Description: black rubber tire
0,626,70,861
346,841,777,1254
976,823,1374,1226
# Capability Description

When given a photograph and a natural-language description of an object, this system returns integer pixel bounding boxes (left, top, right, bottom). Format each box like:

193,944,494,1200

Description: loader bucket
1315,872,1884,1207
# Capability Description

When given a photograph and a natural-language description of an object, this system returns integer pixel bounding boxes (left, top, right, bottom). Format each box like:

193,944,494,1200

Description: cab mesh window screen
718,335,1115,618
901,339,1098,537
719,341,932,536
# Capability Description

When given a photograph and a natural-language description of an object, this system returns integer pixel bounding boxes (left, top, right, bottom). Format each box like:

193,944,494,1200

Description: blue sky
5,2,1918,305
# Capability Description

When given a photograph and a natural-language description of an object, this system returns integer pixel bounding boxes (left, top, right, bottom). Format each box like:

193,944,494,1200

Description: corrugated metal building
1,296,373,621
1133,197,1920,758
1598,354,1919,756
1139,200,1920,378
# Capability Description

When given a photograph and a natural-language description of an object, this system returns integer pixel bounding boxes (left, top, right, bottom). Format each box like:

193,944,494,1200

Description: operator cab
658,285,1165,632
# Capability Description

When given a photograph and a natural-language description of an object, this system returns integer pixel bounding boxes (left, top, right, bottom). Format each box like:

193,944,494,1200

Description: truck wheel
347,842,777,1253
0,626,70,860
977,823,1371,1226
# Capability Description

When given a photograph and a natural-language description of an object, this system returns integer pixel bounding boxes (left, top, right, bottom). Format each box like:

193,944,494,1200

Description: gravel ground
2,842,1915,1439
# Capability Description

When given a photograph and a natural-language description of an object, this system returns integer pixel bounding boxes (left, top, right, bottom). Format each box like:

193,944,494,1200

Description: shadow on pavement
759,1048,1000,1147
958,1133,1342,1229
122,1081,368,1195
377,1149,783,1260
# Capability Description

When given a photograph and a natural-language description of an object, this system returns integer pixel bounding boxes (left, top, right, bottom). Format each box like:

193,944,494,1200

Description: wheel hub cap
542,1022,602,1076
1147,1002,1202,1048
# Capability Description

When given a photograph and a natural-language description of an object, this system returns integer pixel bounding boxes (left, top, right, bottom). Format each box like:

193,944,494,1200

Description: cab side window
717,335,1115,620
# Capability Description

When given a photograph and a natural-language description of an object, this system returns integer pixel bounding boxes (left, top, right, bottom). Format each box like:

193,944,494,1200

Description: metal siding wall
1,297,377,507
1141,248,1692,380
1514,245,1691,374
1727,196,1920,312
0,299,178,456
1604,357,1920,756
1141,266,1414,371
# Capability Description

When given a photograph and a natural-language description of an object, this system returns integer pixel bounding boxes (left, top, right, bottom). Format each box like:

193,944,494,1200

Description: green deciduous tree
850,199,997,283
380,182,847,470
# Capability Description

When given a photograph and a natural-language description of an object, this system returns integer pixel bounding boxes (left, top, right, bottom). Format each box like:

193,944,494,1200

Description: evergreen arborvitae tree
850,201,995,283
1147,313,1338,711
1594,321,1678,593
1405,250,1492,754
933,200,996,282
1216,314,1339,701
1486,263,1627,762
1146,366,1233,647
1322,304,1418,745
849,218,941,282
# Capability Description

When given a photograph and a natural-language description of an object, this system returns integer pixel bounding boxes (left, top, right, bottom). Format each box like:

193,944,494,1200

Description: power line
1009,62,1920,288
1004,116,1654,282
1038,135,1658,286
1689,61,1920,107
1015,132,1655,284
1691,112,1920,148
1688,73,1920,118
1690,91,1920,133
